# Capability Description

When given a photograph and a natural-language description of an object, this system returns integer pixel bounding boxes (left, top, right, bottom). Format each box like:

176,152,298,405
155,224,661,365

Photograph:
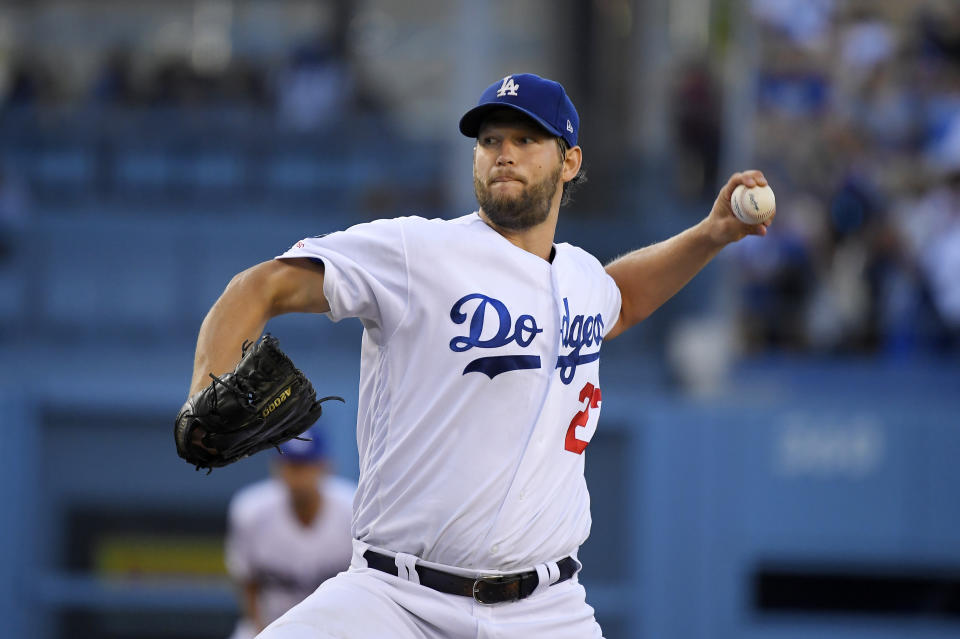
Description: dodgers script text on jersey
279,213,621,572
448,293,603,383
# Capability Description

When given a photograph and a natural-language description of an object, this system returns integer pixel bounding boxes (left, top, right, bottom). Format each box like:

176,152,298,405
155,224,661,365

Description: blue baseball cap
459,73,579,148
275,426,327,463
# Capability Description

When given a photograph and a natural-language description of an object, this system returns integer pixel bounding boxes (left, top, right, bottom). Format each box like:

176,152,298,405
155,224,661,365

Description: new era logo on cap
459,73,580,148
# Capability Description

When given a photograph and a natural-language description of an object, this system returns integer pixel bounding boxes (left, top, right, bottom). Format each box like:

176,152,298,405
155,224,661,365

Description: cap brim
274,451,325,463
459,103,563,140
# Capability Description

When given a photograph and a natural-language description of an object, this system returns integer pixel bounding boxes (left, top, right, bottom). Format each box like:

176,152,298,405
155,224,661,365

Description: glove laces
207,372,258,413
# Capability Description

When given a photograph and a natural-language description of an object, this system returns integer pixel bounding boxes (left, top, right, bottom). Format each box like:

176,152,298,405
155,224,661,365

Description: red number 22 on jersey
565,382,601,454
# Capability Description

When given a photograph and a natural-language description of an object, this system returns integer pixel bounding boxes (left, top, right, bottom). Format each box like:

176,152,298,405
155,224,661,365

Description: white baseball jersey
225,476,356,630
277,212,621,572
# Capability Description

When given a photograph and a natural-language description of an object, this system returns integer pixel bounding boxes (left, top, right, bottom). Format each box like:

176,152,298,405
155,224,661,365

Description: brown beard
474,163,562,231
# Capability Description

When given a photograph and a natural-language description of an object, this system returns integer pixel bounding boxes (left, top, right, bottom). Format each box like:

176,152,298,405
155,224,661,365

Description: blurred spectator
90,46,137,106
757,57,830,120
672,56,721,200
149,57,203,107
220,59,270,108
0,166,31,266
918,0,960,64
0,57,55,110
891,163,960,352
275,40,353,131
141,55,268,109
839,10,896,72
733,197,817,352
752,0,835,51
225,426,354,639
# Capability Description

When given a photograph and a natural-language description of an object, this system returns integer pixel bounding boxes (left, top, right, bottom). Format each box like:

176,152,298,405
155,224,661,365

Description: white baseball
730,183,776,225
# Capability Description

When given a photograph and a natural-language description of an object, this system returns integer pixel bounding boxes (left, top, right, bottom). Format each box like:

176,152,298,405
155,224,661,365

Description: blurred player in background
225,425,355,639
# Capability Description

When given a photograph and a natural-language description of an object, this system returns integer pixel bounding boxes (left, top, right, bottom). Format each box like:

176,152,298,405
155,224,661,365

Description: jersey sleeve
600,270,622,338
224,496,254,582
277,217,409,344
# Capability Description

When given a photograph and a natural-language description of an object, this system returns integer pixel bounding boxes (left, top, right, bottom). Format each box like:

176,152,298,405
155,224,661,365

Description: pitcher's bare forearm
189,273,271,394
188,258,328,395
604,220,724,338
604,170,772,339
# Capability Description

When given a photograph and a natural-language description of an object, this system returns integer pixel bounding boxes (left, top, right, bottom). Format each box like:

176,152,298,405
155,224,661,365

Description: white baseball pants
256,541,604,639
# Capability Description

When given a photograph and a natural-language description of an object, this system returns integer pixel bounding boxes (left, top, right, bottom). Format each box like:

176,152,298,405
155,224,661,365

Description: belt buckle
472,574,522,605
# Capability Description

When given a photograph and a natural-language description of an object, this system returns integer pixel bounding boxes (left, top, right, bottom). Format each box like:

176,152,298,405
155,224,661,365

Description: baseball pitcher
179,73,773,638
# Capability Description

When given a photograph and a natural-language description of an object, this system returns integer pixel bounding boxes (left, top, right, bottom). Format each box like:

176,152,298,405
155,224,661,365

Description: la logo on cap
496,75,519,97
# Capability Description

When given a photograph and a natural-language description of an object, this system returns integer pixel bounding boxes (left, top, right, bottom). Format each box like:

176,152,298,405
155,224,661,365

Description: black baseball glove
175,334,343,472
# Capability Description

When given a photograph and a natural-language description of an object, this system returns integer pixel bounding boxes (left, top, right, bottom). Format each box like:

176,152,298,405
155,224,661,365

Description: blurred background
0,0,958,637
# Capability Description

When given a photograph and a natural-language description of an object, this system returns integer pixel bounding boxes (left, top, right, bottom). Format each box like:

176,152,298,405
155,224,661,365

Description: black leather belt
362,550,578,604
